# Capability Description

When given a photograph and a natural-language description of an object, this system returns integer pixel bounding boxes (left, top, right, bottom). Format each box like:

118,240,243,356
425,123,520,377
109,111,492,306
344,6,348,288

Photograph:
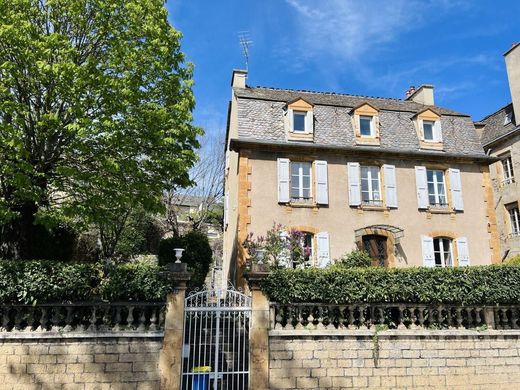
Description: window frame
433,237,453,267
292,110,308,133
422,120,436,142
360,165,382,206
501,155,515,185
359,115,375,137
290,161,313,202
507,203,520,237
426,169,448,208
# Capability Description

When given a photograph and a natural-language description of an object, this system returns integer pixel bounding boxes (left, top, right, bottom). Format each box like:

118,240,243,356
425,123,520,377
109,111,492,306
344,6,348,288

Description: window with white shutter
456,237,470,267
415,166,428,209
277,158,290,203
316,232,330,268
421,235,435,267
383,164,398,208
348,162,361,206
449,168,464,211
315,160,328,205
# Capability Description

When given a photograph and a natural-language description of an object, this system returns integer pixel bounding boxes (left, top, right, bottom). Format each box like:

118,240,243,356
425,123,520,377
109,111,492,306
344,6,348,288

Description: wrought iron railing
0,302,165,333
270,303,520,330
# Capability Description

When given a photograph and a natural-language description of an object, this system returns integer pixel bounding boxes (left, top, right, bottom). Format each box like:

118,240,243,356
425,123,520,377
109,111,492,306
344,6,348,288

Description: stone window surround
350,103,381,146
414,108,443,151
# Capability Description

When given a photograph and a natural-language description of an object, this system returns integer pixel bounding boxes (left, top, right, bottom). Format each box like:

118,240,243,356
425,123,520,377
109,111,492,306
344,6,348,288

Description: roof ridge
248,85,404,102
478,102,513,122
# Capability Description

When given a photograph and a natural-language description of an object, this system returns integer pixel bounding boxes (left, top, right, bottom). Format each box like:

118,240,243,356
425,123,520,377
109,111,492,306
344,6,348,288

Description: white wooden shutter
315,160,328,205
305,111,314,134
223,193,229,227
348,162,361,206
288,109,294,132
449,168,464,211
277,158,290,203
415,166,428,209
456,237,470,267
417,119,424,140
434,120,443,142
316,232,330,268
421,235,435,267
383,164,398,208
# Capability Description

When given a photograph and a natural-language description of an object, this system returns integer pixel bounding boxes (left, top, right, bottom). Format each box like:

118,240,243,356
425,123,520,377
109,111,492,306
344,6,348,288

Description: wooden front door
362,235,388,267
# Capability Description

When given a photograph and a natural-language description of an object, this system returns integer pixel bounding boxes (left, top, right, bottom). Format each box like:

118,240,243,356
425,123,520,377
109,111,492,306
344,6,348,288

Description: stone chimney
406,84,434,105
505,43,520,124
405,86,416,98
231,69,247,89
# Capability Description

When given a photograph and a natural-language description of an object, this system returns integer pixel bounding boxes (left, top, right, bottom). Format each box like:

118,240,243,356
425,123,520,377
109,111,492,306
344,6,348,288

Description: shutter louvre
316,232,330,268
223,193,229,228
421,235,435,267
305,111,314,134
288,109,294,132
434,120,443,142
348,162,361,206
277,158,290,203
418,119,424,140
415,166,428,209
315,160,329,205
456,237,470,267
383,164,398,208
449,168,464,211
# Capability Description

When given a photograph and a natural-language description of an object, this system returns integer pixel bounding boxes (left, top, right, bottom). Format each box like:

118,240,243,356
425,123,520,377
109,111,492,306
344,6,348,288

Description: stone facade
0,336,162,390
269,332,520,390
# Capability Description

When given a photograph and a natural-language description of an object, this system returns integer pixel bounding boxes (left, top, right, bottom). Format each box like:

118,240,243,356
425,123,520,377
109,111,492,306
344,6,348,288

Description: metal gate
180,285,251,390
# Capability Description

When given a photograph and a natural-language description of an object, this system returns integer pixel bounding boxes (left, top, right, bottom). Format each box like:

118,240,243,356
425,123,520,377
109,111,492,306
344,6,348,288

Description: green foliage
0,0,201,257
505,255,520,265
114,212,164,259
261,265,520,305
23,221,78,262
334,250,372,268
0,259,176,304
101,261,174,302
158,231,212,288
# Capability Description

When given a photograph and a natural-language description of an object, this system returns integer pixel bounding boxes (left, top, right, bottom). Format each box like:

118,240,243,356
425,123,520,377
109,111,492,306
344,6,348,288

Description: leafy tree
0,0,201,258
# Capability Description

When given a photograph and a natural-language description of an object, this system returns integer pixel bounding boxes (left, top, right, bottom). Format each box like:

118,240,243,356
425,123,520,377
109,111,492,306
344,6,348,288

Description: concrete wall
246,150,493,266
0,336,162,390
269,331,520,390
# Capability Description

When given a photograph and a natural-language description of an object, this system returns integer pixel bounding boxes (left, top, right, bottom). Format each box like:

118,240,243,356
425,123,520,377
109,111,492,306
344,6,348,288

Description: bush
334,250,372,268
0,259,176,304
261,265,520,305
505,255,520,265
158,231,212,288
0,260,101,304
115,212,164,259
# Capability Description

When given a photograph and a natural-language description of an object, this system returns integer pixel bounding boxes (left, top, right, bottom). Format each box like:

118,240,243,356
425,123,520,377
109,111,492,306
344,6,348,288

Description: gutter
229,138,498,164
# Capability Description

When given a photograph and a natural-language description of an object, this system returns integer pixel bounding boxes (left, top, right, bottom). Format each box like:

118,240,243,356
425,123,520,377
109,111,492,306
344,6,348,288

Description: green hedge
261,265,520,305
0,260,175,304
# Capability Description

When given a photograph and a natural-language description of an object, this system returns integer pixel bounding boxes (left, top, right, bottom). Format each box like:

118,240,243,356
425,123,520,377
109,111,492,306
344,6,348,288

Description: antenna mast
238,31,253,71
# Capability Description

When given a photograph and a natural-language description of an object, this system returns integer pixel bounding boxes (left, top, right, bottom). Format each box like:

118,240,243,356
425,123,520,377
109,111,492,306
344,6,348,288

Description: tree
0,0,201,259
164,132,224,236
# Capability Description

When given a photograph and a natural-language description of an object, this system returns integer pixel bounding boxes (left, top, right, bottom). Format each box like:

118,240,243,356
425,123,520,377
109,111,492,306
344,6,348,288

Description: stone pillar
159,263,191,390
246,271,270,390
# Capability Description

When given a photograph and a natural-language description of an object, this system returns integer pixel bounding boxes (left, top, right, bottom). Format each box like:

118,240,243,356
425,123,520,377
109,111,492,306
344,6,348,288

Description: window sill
427,206,453,214
289,201,316,208
419,141,444,151
355,137,380,146
287,131,314,142
360,205,388,212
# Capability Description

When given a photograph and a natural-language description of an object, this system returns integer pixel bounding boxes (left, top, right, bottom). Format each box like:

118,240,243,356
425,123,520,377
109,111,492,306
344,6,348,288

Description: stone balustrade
0,302,165,333
270,303,520,330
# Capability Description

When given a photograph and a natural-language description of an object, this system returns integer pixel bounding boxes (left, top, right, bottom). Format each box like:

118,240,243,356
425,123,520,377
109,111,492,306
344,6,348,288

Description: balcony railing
270,303,519,331
0,302,165,333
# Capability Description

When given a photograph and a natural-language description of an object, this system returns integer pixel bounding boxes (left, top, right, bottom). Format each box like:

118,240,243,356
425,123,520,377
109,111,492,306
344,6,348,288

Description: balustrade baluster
1,307,9,331
307,306,315,329
397,305,406,329
62,307,74,332
113,306,122,331
274,306,283,330
295,306,304,330
417,306,425,329
455,307,463,328
37,307,48,332
14,308,23,331
126,306,135,329
358,306,367,329
149,308,158,331
137,307,147,332
338,305,346,329
88,307,97,331
511,307,519,329
315,306,325,330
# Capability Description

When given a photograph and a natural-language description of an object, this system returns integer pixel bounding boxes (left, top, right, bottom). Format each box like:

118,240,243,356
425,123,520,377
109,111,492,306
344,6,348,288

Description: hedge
261,265,520,305
0,260,175,304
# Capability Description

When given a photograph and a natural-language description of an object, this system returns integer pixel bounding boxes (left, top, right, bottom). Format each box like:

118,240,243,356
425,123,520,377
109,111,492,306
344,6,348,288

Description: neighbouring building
476,43,520,260
223,69,499,287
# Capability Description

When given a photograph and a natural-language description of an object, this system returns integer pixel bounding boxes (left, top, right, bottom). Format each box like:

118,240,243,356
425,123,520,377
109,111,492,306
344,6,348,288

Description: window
427,169,447,207
360,166,382,206
363,235,387,267
505,111,513,125
359,116,374,137
423,120,435,141
433,237,453,267
292,111,307,132
502,155,515,184
507,203,520,236
290,162,312,202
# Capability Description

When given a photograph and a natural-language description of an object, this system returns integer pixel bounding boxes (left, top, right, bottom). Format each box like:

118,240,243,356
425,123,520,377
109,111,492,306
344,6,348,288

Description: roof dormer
413,108,443,150
285,98,314,142
351,102,380,146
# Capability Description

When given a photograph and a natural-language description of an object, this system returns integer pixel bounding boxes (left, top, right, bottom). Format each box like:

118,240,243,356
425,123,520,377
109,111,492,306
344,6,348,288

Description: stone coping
269,329,520,338
0,331,164,340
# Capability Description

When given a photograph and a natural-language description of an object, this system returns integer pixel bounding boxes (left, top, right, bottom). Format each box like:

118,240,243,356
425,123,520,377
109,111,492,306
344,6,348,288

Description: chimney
504,43,520,124
231,69,247,89
406,84,434,106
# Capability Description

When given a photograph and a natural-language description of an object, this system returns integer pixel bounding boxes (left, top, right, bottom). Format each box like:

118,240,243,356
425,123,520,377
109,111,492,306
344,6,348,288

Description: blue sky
168,0,520,138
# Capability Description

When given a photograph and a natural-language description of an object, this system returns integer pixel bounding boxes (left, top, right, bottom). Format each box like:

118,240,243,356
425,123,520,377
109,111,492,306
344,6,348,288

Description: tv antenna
238,31,253,71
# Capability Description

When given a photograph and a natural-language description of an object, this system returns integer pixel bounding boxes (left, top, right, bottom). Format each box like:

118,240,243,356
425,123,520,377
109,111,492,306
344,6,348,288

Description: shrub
101,261,174,302
0,260,101,304
158,230,212,288
505,255,520,265
260,265,520,305
334,250,372,268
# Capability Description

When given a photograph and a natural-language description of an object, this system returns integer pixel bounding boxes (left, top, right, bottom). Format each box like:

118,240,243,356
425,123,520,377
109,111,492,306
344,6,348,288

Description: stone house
223,70,499,286
476,43,520,260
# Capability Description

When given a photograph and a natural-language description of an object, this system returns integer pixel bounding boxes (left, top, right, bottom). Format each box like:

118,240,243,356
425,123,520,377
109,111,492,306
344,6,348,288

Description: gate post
246,271,270,390
160,264,192,390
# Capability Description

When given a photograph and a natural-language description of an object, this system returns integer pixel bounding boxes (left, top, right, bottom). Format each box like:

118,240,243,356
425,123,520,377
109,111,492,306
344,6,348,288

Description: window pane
360,116,372,136
293,112,306,132
427,170,434,182
291,187,300,198
302,175,310,189
291,163,299,176
301,162,311,175
423,121,434,140
302,188,310,198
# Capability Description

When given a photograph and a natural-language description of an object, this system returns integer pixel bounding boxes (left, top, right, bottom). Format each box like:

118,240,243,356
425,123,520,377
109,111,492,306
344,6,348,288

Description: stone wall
0,335,162,390
269,330,520,390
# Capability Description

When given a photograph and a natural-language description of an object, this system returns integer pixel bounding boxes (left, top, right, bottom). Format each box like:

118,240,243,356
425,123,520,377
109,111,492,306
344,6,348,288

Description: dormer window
422,120,436,141
359,115,375,137
505,111,513,125
415,109,443,149
292,111,307,132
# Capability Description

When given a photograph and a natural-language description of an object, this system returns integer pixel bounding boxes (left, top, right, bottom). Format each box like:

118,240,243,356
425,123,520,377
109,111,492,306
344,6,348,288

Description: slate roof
479,103,518,146
234,86,486,157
